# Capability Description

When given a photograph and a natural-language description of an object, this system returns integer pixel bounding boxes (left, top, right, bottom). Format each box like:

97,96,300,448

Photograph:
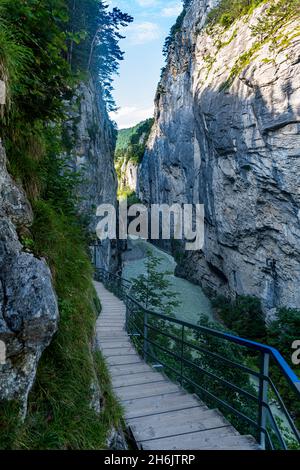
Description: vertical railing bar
144,310,148,363
258,352,269,449
265,404,288,450
180,325,184,386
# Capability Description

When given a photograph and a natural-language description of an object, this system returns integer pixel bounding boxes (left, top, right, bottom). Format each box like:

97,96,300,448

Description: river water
122,238,214,325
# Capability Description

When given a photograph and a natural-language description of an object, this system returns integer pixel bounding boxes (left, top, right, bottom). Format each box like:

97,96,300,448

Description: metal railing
94,266,300,451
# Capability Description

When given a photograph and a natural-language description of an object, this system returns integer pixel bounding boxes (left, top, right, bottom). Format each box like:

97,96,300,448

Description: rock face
138,0,300,315
119,159,138,193
0,141,58,412
64,80,119,271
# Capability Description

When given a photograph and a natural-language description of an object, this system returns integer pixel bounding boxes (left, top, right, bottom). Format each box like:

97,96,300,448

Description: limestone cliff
118,159,138,193
64,80,119,271
138,0,300,316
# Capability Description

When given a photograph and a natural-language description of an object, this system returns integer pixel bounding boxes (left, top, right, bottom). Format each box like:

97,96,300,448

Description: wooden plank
98,326,124,330
124,392,205,419
97,333,128,340
141,426,241,450
99,341,133,349
102,347,137,357
129,409,232,442
198,436,259,450
113,371,167,388
94,281,259,451
117,382,181,401
109,363,153,377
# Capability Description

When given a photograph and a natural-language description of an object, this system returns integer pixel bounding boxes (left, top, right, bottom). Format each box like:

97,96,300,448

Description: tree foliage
115,118,154,165
131,249,180,315
267,308,300,435
66,0,133,110
213,295,267,341
207,0,265,29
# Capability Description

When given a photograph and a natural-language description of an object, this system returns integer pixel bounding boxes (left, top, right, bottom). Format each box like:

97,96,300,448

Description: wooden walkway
94,281,259,450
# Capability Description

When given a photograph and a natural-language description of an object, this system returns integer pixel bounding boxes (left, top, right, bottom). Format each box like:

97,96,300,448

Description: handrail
93,263,300,450
124,289,300,395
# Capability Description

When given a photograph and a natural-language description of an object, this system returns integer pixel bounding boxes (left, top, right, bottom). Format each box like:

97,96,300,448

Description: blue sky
108,0,183,129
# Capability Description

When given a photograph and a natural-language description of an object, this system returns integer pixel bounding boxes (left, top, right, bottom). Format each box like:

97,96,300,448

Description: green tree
268,308,300,364
213,295,267,341
267,307,300,430
66,0,133,110
131,249,180,315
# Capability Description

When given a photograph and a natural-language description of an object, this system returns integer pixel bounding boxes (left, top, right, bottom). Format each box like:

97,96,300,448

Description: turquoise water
122,239,214,325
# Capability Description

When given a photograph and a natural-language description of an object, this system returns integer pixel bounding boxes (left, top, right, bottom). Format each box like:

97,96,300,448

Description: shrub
267,308,300,432
207,0,265,29
213,295,267,340
268,308,300,366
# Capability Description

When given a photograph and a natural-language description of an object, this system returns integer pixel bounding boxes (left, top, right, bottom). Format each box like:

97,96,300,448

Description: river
122,238,214,325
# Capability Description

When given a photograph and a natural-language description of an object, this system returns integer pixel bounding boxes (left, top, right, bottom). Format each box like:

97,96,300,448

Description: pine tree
131,249,180,316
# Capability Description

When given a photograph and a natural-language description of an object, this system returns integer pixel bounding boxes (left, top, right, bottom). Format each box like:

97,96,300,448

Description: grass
0,24,32,112
0,200,124,450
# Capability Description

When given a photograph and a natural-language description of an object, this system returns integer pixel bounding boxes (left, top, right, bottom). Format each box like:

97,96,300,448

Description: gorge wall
138,0,300,316
65,80,119,271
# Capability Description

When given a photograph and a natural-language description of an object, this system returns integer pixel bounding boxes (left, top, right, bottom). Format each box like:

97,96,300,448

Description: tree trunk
87,27,102,72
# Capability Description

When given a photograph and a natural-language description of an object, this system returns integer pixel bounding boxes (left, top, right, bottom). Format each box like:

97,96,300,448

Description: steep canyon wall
138,0,300,316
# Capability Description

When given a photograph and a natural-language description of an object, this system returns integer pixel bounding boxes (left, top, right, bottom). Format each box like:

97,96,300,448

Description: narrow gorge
0,0,299,453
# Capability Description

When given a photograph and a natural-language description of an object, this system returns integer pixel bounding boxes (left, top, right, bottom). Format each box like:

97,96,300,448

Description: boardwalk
94,281,259,450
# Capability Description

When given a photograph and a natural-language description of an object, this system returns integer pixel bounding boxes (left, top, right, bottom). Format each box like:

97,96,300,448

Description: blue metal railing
94,264,300,450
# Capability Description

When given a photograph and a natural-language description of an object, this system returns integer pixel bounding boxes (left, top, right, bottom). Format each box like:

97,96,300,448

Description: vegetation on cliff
115,118,153,202
0,0,131,449
207,0,300,29
115,118,154,165
205,0,300,90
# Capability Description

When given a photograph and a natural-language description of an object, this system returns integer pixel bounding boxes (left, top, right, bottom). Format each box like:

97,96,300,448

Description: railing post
144,310,148,362
94,245,97,269
180,325,184,385
258,351,270,450
125,302,129,333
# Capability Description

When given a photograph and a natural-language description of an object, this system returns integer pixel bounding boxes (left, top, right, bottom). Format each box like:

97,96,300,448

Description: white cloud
110,105,154,129
136,0,158,6
126,21,161,45
161,2,182,17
